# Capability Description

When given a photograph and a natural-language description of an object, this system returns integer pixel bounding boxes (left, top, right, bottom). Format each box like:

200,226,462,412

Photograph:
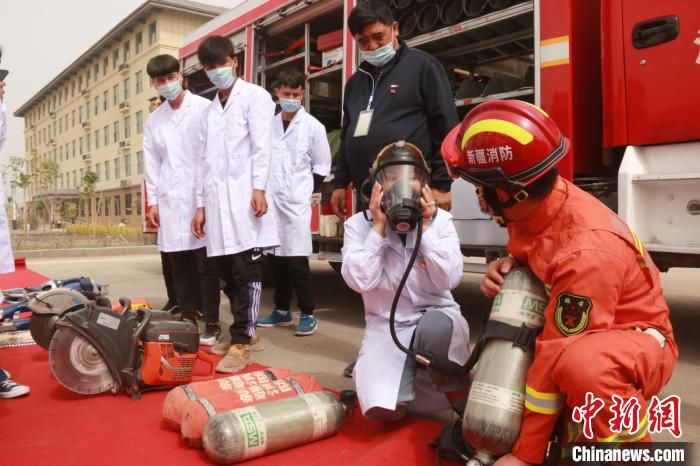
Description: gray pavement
26,254,700,444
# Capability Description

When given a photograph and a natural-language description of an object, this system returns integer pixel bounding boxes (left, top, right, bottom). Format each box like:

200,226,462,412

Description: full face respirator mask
361,141,430,233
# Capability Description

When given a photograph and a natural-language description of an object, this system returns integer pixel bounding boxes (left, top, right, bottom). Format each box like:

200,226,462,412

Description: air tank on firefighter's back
462,267,548,465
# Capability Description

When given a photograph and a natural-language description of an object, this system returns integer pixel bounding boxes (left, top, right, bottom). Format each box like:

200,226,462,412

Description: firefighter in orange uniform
441,100,678,465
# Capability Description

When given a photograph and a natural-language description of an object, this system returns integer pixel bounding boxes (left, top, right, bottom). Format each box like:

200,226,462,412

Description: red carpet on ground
0,345,447,466
0,258,49,290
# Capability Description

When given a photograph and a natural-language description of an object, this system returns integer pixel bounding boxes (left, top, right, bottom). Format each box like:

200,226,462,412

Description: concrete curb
16,245,159,259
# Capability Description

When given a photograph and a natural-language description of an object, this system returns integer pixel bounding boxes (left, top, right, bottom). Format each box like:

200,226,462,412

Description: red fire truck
178,0,700,272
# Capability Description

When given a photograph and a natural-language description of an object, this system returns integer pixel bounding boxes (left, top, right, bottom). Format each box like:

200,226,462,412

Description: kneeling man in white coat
341,142,470,420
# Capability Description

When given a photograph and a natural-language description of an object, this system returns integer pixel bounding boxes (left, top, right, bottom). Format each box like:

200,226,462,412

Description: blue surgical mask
158,80,182,101
360,33,397,67
206,66,235,90
279,98,302,113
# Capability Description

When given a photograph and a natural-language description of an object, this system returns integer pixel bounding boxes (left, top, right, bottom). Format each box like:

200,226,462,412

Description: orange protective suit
506,178,678,464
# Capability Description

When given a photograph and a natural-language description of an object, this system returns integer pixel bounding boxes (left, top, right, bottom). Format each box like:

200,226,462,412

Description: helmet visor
376,164,428,211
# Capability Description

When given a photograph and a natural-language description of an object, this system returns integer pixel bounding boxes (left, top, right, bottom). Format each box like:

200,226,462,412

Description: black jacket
333,42,458,192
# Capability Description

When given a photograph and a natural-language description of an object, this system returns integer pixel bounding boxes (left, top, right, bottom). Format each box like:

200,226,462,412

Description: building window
95,130,100,149
113,85,119,106
125,154,132,177
103,91,108,111
79,137,83,154
114,195,122,216
105,197,111,217
114,158,121,179
103,56,108,75
72,110,75,127
94,63,99,81
136,192,142,215
59,146,63,162
136,151,144,175
149,22,157,45
104,126,109,146
86,69,91,86
123,41,131,63
124,78,131,100
124,116,131,139
135,32,143,54
79,106,83,124
80,168,84,181
86,104,90,120
72,141,76,158
125,193,133,215
59,119,62,134
95,163,101,181
94,96,99,115
87,133,91,152
112,49,119,69
136,111,143,134
105,160,111,181
114,121,120,143
136,71,143,94
73,171,77,187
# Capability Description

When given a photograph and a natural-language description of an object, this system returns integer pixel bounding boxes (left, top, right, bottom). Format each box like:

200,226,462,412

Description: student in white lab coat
143,55,221,345
341,142,470,419
256,68,331,336
0,51,29,399
192,36,278,373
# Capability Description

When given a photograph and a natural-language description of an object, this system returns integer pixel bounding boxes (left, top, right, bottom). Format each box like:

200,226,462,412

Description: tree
80,170,98,225
34,160,61,229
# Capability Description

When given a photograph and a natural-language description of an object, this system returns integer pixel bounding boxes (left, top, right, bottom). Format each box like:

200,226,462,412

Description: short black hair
348,0,395,36
146,54,180,79
198,35,235,67
272,68,305,90
526,167,559,200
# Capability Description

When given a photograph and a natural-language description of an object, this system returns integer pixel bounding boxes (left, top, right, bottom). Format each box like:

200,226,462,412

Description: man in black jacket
330,0,458,216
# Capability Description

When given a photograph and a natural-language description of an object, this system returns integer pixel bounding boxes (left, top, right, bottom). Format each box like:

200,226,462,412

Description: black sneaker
0,378,30,398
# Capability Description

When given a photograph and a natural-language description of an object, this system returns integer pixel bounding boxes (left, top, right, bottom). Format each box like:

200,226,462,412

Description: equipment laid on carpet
48,304,215,397
163,368,295,430
180,373,324,447
0,329,35,348
203,391,348,464
1,344,445,466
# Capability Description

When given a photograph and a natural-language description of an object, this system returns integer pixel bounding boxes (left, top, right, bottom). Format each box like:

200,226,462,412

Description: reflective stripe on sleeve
524,385,565,415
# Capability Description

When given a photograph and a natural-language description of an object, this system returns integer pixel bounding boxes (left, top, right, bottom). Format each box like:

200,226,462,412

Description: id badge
353,110,374,137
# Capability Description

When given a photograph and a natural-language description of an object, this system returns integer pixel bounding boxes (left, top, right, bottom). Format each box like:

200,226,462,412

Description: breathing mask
362,141,430,233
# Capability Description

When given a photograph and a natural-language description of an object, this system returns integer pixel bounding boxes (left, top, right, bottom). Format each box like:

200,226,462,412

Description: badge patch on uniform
390,84,400,95
554,293,591,336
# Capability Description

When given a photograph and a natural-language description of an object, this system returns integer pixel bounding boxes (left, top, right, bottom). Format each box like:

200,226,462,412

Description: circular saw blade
30,314,57,350
49,327,117,395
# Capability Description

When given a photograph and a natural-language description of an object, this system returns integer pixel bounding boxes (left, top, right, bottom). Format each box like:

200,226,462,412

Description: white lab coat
195,79,279,257
269,108,331,256
341,209,469,415
0,102,15,273
144,91,209,253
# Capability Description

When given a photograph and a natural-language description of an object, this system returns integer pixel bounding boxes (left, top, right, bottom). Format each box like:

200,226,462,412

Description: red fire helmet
441,100,569,192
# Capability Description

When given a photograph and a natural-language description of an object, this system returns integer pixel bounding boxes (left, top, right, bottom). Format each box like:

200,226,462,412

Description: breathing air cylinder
203,391,346,464
462,267,548,465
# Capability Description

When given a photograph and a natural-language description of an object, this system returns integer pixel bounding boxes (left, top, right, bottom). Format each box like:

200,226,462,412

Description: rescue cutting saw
48,303,215,397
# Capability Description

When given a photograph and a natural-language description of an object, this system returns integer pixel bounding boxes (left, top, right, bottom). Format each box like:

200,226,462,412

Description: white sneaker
0,379,30,398
199,333,218,346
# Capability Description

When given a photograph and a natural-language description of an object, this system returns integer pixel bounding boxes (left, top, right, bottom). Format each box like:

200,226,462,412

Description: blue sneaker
256,309,293,327
295,314,317,336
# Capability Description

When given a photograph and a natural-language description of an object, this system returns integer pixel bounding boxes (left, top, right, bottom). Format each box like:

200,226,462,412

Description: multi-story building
14,0,225,227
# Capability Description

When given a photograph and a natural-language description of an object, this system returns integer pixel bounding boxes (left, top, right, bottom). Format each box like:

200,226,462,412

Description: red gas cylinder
180,373,324,448
162,368,294,430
